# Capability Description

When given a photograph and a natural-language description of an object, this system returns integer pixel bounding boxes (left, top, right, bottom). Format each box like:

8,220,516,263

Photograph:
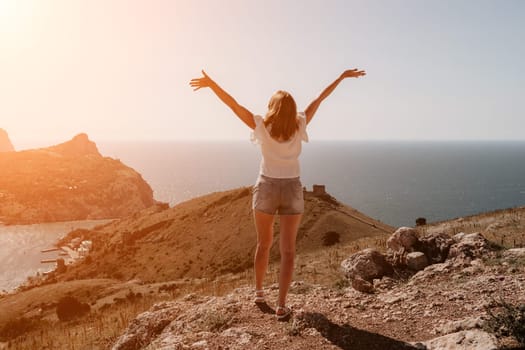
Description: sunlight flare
0,0,35,33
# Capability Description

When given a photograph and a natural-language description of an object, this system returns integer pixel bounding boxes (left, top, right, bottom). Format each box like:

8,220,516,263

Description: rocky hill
0,133,155,224
107,225,525,350
0,129,14,152
54,187,394,284
1,190,524,349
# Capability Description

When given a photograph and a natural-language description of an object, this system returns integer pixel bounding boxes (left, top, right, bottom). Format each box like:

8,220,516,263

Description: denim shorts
252,174,304,215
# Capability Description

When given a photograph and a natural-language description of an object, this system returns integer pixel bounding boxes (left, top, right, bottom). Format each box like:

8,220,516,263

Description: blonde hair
264,90,299,141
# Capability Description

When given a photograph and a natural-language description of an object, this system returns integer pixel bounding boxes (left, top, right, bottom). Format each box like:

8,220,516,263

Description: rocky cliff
0,134,155,224
47,133,100,157
0,129,14,152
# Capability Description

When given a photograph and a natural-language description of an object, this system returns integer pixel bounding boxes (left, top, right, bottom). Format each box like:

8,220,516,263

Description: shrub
56,296,90,321
201,310,231,332
333,278,350,290
484,299,525,346
0,317,37,340
322,231,340,246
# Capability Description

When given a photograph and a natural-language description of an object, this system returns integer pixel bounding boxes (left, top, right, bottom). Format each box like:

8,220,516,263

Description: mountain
0,134,155,224
0,129,14,152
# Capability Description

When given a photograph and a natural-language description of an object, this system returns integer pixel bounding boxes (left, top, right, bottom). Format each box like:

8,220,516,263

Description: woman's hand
189,70,214,91
340,69,366,79
304,68,366,124
189,69,256,129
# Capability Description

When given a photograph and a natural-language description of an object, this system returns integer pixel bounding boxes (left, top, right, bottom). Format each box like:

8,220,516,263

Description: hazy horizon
9,137,525,153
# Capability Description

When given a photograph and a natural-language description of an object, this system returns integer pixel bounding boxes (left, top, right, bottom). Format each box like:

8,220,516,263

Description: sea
97,140,525,227
1,140,525,291
0,220,110,292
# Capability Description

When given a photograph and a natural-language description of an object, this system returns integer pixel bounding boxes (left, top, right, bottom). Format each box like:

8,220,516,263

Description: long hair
264,90,299,141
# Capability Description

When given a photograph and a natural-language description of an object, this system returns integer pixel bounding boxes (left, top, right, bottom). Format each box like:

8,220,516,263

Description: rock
373,276,397,290
418,232,454,264
410,261,452,283
449,233,495,263
221,327,252,344
341,248,393,282
378,292,407,304
434,317,485,335
504,248,525,258
48,133,101,157
191,340,208,348
112,302,181,350
351,276,375,293
387,227,420,252
486,222,503,231
419,330,497,350
0,129,14,152
406,252,428,271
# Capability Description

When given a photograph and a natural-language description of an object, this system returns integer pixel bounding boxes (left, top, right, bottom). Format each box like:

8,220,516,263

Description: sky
1,0,524,146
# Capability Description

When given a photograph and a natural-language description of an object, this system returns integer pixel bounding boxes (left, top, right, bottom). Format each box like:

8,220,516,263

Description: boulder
503,248,525,259
341,248,393,282
351,276,375,293
418,232,454,264
418,329,497,350
0,129,14,152
406,252,428,271
112,302,181,350
387,227,420,253
449,233,495,263
410,261,452,283
434,316,485,335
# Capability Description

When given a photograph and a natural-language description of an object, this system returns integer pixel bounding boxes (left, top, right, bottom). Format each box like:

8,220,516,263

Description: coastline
0,219,112,292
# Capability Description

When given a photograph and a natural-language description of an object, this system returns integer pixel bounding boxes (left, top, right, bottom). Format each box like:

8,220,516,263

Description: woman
190,68,366,320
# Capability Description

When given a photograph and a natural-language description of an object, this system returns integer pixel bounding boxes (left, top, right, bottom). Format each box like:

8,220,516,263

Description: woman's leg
254,210,275,291
277,214,302,308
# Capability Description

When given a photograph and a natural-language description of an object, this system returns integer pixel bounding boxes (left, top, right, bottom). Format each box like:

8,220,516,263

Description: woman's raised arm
190,70,255,129
304,69,366,125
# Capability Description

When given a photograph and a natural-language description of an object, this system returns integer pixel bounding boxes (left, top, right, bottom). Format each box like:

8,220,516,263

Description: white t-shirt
251,112,309,178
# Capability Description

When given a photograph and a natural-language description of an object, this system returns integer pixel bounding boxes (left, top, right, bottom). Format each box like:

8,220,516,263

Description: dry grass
423,206,525,249
4,272,258,349
7,295,161,350
2,233,390,349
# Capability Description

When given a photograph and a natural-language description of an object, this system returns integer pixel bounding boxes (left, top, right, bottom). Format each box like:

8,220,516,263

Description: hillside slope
56,187,394,284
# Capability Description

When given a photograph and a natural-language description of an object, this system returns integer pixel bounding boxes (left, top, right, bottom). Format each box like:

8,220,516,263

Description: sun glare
0,0,34,33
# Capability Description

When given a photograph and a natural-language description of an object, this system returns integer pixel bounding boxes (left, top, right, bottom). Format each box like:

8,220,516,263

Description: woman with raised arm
190,68,366,320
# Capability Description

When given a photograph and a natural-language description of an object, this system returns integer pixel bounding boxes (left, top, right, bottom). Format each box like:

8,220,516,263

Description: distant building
313,185,326,196
78,240,92,257
416,217,427,226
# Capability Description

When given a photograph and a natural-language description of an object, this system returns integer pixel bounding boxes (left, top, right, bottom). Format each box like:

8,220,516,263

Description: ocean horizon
93,140,525,228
